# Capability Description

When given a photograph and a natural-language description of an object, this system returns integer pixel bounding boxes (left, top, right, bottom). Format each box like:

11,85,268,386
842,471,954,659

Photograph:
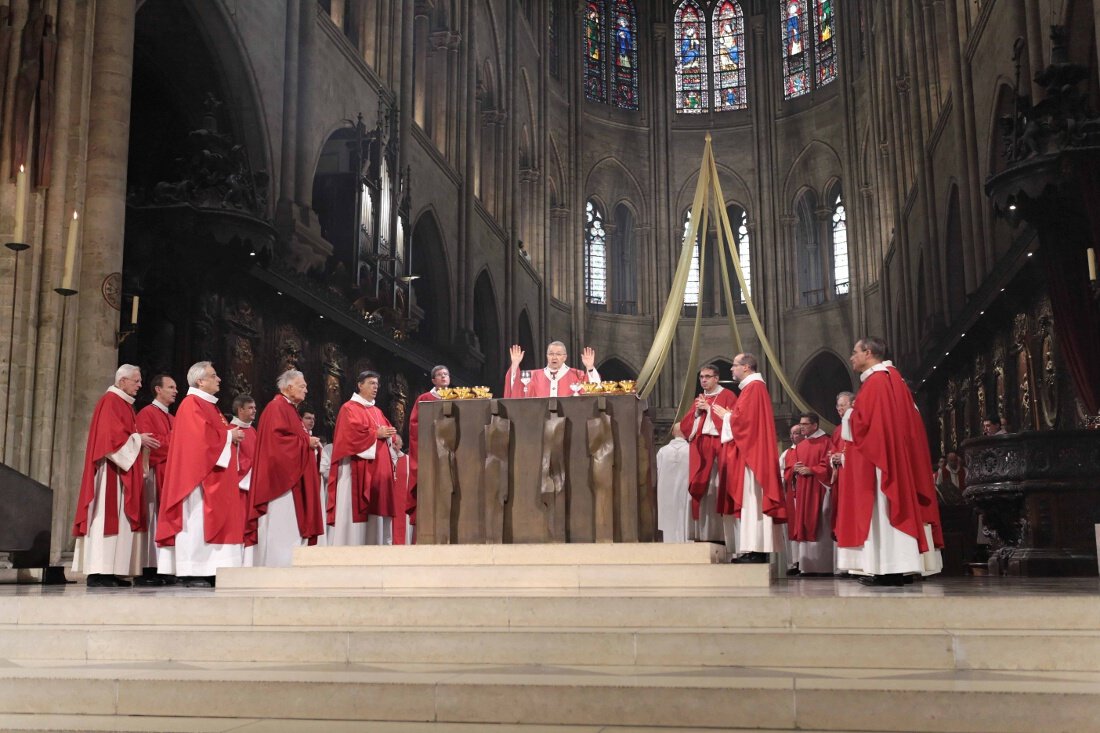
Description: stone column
65,0,137,555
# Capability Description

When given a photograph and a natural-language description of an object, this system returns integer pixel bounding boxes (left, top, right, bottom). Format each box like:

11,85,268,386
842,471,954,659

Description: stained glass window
585,200,608,305
584,1,606,103
736,209,751,303
781,0,811,99
675,1,708,113
683,211,701,306
712,1,747,111
814,0,837,86
782,0,837,100
832,193,849,296
610,0,639,109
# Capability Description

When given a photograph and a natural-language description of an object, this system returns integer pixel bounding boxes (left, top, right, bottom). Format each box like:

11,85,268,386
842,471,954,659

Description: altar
415,395,657,544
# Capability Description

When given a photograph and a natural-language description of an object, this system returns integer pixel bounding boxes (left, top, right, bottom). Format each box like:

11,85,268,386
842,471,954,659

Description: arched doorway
598,357,636,382
796,352,854,421
410,211,452,352
473,271,501,387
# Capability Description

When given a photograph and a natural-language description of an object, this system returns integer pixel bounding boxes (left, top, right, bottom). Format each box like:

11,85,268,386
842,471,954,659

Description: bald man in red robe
72,365,160,587
713,353,786,564
156,362,245,587
502,342,601,398
248,370,325,566
328,370,400,545
132,373,177,584
836,338,943,585
678,364,738,548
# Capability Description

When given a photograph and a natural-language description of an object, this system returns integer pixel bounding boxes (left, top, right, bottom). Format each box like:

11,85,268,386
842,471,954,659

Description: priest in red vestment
327,370,400,545
779,424,803,571
299,404,327,546
407,364,451,528
155,361,245,586
836,338,943,586
933,451,966,503
132,373,177,584
502,341,601,398
785,412,834,575
247,369,325,566
72,365,160,587
677,364,738,548
231,393,258,565
713,353,786,564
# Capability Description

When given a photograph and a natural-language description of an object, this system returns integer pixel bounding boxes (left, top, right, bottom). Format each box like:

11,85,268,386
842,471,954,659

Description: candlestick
130,295,139,325
1088,248,1097,282
61,211,78,291
12,164,27,243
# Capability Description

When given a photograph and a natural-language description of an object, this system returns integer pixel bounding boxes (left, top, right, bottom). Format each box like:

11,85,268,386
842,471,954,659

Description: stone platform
0,547,1098,731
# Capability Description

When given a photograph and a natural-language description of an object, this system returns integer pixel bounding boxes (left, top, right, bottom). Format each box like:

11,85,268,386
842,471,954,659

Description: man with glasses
72,365,161,587
678,364,738,548
503,341,601,398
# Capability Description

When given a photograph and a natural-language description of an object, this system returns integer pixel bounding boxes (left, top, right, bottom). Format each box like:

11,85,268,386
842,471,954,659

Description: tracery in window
585,200,608,306
682,210,701,306
735,208,751,303
832,193,849,296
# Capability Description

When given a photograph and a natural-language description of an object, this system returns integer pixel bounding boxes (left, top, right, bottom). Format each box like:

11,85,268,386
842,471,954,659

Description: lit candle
130,295,139,325
12,164,27,243
61,211,78,290
1089,248,1097,282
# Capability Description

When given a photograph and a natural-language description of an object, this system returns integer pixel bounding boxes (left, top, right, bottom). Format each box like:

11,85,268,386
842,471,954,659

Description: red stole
677,388,738,519
502,366,588,398
73,390,144,537
136,403,173,505
783,432,832,541
719,378,786,522
327,398,396,524
849,368,939,552
392,454,413,544
247,396,325,545
156,394,243,546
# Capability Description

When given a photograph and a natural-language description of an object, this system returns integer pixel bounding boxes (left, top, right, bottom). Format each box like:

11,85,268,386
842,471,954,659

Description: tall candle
12,164,27,243
1088,248,1097,282
130,295,139,325
61,211,78,290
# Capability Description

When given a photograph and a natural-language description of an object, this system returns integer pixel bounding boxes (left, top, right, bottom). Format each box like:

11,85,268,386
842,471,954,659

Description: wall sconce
117,294,139,347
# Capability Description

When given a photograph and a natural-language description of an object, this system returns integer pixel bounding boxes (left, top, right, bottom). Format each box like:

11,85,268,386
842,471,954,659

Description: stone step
216,562,771,590
0,715,944,733
292,543,729,567
6,590,1100,631
3,624,1100,672
0,663,1095,732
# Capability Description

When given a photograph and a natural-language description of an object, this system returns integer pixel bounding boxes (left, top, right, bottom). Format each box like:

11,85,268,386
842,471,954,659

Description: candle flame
18,164,24,174
73,211,79,220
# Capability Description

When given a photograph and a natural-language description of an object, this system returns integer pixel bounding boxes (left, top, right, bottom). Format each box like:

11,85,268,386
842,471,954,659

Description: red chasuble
831,420,877,547
326,397,396,524
156,394,243,547
236,423,257,529
72,390,144,538
502,366,589,398
677,388,738,519
246,396,324,545
720,377,786,522
847,367,940,552
885,366,944,547
784,432,832,541
781,447,798,530
136,403,173,506
406,390,440,525
392,453,412,544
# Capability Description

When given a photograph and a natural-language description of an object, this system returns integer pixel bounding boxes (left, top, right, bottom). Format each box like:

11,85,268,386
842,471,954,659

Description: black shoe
159,574,179,585
86,574,114,587
134,572,166,587
857,574,906,587
786,565,801,576
182,576,213,588
113,576,133,587
732,552,769,564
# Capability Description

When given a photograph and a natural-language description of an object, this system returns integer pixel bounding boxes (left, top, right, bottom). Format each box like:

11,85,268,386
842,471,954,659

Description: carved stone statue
320,342,347,428
275,324,304,372
388,372,410,434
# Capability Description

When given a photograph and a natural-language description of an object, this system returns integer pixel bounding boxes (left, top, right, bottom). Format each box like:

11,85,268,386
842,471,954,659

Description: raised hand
509,344,525,367
580,346,596,370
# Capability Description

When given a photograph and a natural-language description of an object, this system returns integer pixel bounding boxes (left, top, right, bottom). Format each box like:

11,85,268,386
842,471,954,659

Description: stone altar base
0,551,1098,731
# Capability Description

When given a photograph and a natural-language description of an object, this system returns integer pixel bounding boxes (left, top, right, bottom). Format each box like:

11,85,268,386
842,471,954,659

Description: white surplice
656,437,691,543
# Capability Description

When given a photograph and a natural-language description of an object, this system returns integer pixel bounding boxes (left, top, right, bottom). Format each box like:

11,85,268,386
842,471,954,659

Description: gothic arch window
584,1,640,110
831,192,849,296
675,0,748,114
682,209,701,306
794,190,824,306
585,199,608,307
733,205,751,304
781,0,837,100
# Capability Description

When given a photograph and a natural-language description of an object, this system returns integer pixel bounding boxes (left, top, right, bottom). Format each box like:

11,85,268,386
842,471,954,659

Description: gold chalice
618,380,637,393
581,381,601,394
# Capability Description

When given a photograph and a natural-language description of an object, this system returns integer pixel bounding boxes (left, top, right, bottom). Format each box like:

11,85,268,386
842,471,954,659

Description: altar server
656,423,691,543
